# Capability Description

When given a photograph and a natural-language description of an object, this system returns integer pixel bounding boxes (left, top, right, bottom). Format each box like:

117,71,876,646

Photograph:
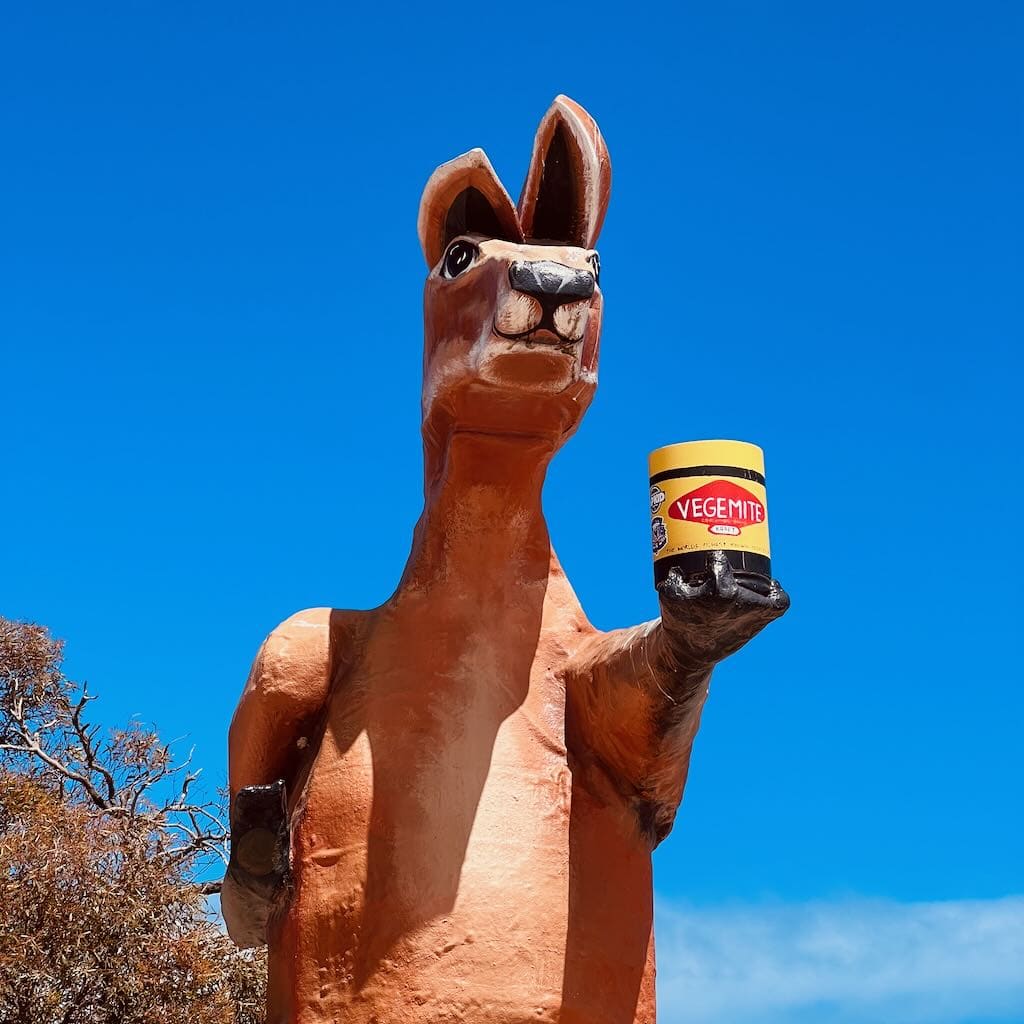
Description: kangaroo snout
509,260,595,306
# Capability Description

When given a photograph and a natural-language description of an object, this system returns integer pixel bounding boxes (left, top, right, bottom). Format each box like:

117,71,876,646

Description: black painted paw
657,550,790,667
229,780,290,884
223,780,290,948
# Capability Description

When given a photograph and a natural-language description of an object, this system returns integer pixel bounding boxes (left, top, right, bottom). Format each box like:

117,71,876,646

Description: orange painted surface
227,98,704,1024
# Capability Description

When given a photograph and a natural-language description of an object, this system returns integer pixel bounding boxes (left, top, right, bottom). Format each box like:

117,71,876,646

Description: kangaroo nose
509,260,595,304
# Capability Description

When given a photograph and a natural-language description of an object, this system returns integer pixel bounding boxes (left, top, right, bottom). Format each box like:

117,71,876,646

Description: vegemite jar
649,439,772,590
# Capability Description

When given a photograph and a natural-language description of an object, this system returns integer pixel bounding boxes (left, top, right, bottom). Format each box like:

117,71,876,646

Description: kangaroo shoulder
244,607,363,712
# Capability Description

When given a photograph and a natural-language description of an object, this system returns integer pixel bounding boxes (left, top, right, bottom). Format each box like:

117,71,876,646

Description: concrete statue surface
222,96,789,1024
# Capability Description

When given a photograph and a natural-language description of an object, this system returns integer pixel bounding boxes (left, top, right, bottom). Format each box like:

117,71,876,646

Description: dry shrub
0,618,265,1023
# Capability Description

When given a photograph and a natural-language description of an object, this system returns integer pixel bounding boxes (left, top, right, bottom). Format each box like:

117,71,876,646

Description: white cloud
655,894,1024,1024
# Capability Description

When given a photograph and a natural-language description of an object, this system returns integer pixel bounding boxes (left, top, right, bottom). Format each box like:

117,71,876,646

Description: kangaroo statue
222,96,789,1024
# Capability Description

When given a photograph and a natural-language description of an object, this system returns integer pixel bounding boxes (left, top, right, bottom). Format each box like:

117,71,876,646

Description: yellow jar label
649,440,771,566
651,475,770,562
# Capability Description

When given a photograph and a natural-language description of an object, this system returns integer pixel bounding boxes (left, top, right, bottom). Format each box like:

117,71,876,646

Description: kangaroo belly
270,743,655,1024
270,687,575,1020
266,606,656,1024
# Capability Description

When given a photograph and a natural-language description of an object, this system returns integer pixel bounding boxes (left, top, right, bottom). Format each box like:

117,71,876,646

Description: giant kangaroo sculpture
223,96,789,1024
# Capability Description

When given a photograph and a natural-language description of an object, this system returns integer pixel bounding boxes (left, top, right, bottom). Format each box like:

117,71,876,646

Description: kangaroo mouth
492,290,590,348
492,305,585,349
493,323,572,347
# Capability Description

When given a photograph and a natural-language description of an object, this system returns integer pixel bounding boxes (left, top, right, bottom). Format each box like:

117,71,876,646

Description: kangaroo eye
443,240,478,279
589,252,601,284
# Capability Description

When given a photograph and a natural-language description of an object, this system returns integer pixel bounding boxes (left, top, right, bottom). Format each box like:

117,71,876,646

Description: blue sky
3,4,1022,1021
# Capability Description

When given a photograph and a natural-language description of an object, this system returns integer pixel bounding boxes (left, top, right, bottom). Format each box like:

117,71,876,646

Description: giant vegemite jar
649,439,772,590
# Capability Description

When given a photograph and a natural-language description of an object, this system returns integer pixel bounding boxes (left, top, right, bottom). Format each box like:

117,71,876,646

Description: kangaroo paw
658,551,790,667
222,780,290,948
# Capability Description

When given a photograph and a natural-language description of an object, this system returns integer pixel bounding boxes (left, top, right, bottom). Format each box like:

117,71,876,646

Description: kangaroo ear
518,95,611,248
418,148,524,268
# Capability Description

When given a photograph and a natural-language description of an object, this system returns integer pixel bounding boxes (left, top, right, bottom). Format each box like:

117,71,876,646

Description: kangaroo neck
399,431,555,595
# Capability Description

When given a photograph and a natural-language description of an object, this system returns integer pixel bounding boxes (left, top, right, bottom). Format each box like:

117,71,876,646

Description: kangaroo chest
302,589,576,852
280,595,585,1018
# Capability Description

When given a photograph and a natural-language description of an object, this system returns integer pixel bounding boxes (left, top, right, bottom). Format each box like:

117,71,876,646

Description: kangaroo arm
563,619,712,847
224,607,347,948
228,608,336,799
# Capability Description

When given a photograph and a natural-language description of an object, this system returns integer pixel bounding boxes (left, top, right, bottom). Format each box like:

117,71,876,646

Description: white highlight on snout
553,301,589,343
495,292,543,337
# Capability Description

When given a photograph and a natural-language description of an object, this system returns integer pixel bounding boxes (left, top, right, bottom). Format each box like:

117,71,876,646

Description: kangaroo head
417,96,611,456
